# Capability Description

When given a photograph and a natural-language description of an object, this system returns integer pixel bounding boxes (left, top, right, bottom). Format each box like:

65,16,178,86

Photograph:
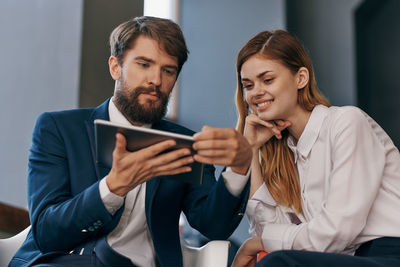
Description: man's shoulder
46,106,96,119
36,99,110,125
36,107,95,125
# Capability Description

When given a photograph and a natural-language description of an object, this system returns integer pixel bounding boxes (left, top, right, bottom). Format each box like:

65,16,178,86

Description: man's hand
192,126,252,175
106,133,194,196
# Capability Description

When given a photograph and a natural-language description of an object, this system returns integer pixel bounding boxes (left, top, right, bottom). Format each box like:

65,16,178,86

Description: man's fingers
193,126,237,141
148,148,192,168
113,133,128,160
193,154,231,166
115,133,127,151
141,139,177,157
150,154,193,175
154,166,192,177
193,139,234,151
195,148,228,157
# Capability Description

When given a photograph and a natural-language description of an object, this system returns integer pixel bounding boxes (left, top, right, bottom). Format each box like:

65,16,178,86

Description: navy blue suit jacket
10,99,249,267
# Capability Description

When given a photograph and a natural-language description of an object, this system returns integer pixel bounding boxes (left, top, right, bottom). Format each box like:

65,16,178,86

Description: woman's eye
242,84,253,90
264,78,274,84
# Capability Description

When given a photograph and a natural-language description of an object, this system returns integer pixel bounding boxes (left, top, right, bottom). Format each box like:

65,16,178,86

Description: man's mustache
134,86,162,98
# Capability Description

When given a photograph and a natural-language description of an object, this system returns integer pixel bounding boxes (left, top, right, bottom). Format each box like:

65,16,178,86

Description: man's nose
147,68,162,86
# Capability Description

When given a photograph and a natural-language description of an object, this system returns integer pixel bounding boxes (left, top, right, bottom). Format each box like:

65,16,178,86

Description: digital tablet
94,119,203,184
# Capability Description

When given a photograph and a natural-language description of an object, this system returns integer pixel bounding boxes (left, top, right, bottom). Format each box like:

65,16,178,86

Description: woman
232,30,400,267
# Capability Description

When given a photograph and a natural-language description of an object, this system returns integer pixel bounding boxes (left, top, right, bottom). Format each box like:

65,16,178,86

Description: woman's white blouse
246,105,400,254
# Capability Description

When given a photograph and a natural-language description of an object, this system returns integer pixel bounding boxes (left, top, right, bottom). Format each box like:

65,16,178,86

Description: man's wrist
106,174,129,196
231,163,250,175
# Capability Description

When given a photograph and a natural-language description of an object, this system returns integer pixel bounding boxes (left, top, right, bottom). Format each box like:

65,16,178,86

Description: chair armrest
182,240,230,267
0,226,31,266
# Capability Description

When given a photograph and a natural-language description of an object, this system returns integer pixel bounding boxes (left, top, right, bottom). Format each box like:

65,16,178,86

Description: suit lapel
85,98,111,180
145,121,171,230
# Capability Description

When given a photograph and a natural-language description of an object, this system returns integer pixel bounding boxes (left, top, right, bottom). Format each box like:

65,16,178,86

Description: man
10,16,251,267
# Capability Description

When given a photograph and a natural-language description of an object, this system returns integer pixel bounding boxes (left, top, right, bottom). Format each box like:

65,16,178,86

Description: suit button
81,229,88,233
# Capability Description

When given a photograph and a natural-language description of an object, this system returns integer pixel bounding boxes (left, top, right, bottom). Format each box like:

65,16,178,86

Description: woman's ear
109,56,121,81
296,67,309,89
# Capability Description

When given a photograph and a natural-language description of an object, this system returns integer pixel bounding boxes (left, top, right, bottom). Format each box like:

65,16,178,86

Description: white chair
0,226,230,267
0,226,31,266
181,239,230,267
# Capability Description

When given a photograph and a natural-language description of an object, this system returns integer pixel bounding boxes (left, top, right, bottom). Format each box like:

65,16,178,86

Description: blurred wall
0,0,143,209
0,0,83,208
178,0,286,132
178,0,286,245
287,0,363,106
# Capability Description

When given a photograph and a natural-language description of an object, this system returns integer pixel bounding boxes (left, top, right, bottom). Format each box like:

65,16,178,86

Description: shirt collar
287,104,328,162
108,97,152,128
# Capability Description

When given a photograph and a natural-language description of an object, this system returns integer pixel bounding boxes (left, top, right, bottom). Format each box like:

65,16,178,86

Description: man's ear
296,67,309,89
109,56,121,81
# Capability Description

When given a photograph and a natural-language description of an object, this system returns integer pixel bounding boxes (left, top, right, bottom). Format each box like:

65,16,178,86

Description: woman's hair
235,30,330,213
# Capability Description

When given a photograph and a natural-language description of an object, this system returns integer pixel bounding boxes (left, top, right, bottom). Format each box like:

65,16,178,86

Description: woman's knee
257,250,296,267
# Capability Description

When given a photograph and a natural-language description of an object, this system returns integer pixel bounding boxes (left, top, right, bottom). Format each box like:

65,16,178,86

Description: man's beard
114,80,170,124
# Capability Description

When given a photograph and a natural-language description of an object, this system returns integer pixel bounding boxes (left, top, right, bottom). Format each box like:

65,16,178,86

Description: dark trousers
257,237,400,267
32,237,137,267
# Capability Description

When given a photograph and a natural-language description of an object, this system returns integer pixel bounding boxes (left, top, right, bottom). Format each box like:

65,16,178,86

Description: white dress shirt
246,105,400,255
99,98,250,266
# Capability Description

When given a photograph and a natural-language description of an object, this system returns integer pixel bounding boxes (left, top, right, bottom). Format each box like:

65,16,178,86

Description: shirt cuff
221,167,250,197
261,223,299,251
99,177,125,215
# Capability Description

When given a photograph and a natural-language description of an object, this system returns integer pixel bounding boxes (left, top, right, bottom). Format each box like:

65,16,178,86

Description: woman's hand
243,114,291,151
232,237,264,267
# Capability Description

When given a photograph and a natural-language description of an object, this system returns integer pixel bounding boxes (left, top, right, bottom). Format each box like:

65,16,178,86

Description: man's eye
163,68,176,76
138,62,149,68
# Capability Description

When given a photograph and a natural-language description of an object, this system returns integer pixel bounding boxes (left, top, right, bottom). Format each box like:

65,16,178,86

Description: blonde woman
232,30,400,267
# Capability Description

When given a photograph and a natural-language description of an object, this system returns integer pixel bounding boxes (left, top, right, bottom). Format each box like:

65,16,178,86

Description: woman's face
240,54,303,122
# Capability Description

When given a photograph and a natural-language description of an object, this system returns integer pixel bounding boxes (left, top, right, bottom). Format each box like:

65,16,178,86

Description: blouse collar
287,105,328,162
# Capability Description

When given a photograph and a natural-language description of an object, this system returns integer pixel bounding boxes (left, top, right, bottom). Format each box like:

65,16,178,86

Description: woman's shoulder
324,105,365,119
321,105,369,129
321,105,395,148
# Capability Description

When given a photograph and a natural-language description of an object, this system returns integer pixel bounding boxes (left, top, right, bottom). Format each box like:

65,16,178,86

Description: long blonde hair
235,30,330,213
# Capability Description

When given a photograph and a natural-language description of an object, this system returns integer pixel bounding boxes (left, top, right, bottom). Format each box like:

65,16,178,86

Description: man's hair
109,16,188,73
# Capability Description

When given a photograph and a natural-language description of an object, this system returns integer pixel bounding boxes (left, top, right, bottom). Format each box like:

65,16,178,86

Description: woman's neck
287,107,312,141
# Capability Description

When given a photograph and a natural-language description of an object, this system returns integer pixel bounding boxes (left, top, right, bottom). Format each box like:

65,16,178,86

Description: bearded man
10,16,252,267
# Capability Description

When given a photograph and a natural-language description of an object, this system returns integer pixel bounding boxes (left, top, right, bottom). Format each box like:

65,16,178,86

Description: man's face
110,35,179,125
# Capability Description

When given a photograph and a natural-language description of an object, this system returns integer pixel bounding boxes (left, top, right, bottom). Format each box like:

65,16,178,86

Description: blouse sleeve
261,107,386,252
246,183,291,238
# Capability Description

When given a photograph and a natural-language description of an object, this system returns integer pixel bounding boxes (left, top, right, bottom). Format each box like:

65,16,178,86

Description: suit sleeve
28,113,123,253
182,164,250,240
